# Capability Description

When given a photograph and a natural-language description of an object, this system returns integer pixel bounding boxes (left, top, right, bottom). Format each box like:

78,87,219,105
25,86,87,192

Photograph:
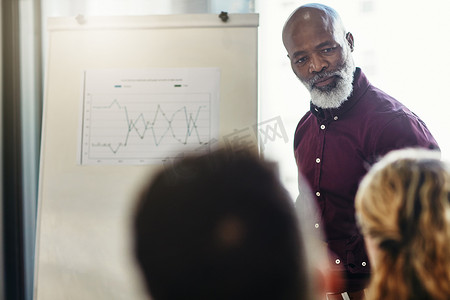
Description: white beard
301,55,355,109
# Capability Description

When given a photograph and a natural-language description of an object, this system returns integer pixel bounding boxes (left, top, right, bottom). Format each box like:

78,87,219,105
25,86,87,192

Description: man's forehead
284,15,331,40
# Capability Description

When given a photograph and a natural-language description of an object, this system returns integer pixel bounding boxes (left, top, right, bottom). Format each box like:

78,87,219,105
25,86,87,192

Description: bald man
282,3,439,300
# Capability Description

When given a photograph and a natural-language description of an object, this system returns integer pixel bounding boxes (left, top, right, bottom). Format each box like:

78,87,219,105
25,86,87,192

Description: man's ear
346,32,354,52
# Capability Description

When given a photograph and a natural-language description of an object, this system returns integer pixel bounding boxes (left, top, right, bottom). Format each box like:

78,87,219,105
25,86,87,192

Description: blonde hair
355,148,450,300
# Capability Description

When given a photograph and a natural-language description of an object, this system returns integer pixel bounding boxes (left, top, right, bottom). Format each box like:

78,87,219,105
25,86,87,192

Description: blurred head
133,149,311,300
355,148,450,300
282,3,355,109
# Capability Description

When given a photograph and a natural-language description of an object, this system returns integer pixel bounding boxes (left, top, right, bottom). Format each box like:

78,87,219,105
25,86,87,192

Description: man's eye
322,47,336,53
295,57,307,64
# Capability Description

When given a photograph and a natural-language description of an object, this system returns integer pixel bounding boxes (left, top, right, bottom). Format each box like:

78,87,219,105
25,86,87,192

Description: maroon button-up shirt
294,68,439,290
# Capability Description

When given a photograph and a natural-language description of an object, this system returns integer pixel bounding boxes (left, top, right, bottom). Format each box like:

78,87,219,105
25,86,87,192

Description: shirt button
334,116,339,120
362,262,367,267
314,223,320,229
315,158,321,163
315,191,321,197
335,259,341,265
320,124,326,130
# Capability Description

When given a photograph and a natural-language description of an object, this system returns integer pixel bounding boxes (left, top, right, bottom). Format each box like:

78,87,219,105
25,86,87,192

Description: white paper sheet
78,68,220,165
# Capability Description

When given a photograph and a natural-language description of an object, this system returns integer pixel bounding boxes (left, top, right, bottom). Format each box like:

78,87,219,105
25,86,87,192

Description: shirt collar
310,68,370,120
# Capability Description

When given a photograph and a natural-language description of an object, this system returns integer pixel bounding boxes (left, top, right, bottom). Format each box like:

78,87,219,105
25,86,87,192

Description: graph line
88,97,210,155
79,68,219,165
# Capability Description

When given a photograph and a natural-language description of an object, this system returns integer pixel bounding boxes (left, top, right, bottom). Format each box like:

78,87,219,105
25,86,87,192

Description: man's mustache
308,70,341,87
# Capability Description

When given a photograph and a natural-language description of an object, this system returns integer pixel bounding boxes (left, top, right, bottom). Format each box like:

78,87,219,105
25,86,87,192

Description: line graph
80,93,213,164
78,68,220,165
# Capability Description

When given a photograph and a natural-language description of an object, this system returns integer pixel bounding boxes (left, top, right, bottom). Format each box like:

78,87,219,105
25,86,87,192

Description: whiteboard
36,14,258,300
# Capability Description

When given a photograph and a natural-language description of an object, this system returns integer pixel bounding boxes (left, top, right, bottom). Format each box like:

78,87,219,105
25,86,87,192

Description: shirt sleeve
372,112,440,158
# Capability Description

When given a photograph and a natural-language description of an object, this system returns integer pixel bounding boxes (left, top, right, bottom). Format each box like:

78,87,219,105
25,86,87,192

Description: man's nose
308,55,327,73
